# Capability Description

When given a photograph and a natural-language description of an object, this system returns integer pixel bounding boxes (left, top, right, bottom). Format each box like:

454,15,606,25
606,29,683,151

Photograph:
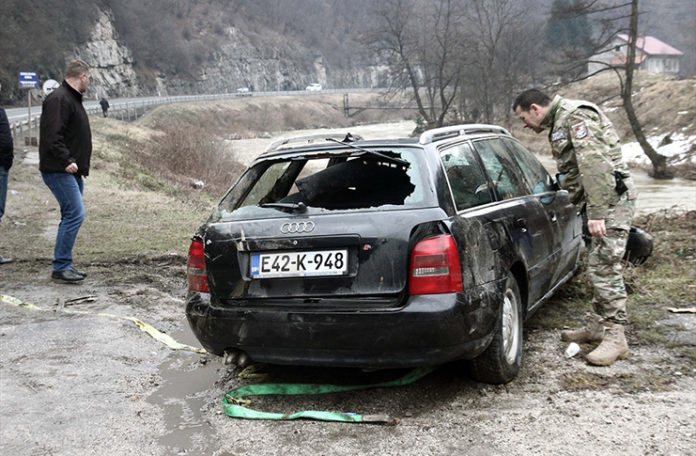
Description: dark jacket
39,80,92,176
0,106,13,171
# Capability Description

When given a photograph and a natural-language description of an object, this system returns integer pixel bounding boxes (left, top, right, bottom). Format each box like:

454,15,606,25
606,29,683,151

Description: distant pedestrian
513,88,636,367
99,97,109,117
39,60,93,283
0,81,14,264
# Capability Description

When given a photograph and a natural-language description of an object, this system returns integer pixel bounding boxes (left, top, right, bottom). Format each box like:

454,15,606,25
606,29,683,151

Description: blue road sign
19,71,39,89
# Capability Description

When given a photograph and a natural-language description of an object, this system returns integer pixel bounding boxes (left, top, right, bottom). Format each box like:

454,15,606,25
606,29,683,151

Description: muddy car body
186,125,584,383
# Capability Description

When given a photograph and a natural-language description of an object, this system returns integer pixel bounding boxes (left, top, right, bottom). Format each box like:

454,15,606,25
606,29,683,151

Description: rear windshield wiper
260,202,307,213
325,138,409,167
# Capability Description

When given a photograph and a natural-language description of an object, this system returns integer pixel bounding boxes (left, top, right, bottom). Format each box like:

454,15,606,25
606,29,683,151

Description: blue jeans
0,167,7,224
41,172,85,272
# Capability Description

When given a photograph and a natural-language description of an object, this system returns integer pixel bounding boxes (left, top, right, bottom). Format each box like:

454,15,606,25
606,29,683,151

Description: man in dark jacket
99,97,109,117
0,81,14,264
39,60,93,283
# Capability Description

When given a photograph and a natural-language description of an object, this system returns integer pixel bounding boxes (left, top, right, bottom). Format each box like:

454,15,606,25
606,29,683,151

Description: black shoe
51,269,85,283
0,254,13,264
70,267,87,278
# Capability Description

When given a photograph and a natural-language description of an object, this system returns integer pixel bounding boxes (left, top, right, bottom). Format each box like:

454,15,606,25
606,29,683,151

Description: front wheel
468,272,523,384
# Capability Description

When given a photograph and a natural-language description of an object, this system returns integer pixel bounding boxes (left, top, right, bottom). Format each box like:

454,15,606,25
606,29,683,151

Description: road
6,88,374,125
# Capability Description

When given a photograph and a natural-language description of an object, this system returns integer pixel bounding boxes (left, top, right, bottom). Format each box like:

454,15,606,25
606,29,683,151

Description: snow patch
622,133,696,165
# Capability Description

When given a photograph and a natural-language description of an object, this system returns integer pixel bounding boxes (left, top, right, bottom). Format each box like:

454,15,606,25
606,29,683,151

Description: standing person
99,96,109,117
0,81,14,264
39,60,93,283
512,88,636,366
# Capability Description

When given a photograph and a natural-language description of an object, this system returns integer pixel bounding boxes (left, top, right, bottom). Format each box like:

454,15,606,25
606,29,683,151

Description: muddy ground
2,126,696,455
2,259,695,456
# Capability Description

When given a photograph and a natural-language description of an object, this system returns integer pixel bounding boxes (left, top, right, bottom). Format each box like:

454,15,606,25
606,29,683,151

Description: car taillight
187,238,209,293
409,234,463,295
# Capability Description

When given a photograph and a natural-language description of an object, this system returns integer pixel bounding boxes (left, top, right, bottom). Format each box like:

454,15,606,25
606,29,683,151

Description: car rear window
214,147,432,219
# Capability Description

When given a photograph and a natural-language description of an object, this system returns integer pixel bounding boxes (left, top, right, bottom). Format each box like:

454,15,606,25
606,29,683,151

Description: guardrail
9,88,378,144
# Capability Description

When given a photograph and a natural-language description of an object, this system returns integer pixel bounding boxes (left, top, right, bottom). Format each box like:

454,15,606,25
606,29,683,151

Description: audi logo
280,221,315,233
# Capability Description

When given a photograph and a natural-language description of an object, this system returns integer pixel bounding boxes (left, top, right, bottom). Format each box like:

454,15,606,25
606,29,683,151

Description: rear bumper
186,284,501,368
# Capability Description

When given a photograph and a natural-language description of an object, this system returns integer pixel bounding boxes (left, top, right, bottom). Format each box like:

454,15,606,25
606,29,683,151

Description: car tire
468,272,523,384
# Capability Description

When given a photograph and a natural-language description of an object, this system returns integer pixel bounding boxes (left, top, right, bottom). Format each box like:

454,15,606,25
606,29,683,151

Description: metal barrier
9,88,378,143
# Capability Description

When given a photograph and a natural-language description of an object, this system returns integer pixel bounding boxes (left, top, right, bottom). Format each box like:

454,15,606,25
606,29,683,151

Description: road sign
43,79,60,96
19,71,38,89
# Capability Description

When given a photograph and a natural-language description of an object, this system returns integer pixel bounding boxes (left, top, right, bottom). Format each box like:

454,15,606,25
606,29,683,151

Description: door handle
514,218,527,233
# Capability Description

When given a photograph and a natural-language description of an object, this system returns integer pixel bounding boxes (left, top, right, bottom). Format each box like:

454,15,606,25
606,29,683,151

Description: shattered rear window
215,148,430,219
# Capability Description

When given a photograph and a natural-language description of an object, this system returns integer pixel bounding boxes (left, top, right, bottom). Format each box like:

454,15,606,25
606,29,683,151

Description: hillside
1,0,694,105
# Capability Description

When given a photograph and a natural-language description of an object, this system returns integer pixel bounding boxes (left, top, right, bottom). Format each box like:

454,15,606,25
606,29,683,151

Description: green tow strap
222,365,435,424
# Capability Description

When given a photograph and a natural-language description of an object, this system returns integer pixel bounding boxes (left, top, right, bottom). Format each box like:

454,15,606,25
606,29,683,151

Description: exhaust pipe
223,349,252,368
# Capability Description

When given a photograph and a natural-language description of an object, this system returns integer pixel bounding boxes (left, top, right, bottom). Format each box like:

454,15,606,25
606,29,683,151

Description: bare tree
546,0,673,178
367,0,467,129
460,0,541,126
620,0,672,178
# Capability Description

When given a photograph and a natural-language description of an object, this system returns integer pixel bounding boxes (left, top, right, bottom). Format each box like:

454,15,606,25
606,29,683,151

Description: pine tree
544,0,593,56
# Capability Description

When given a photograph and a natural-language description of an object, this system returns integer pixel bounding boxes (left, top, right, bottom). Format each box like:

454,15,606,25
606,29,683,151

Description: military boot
586,323,630,366
561,314,605,343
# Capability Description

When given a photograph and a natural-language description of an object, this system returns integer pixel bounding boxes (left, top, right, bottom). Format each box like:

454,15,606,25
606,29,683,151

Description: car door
439,142,499,287
502,138,581,285
471,137,557,305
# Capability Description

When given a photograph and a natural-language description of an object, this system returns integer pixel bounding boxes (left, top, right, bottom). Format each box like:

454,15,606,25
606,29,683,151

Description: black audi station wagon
186,124,583,384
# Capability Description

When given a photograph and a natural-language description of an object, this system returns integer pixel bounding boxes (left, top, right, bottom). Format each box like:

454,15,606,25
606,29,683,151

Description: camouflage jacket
541,95,635,222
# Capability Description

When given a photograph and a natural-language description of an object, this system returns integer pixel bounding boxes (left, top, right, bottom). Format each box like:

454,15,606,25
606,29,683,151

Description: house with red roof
588,34,684,75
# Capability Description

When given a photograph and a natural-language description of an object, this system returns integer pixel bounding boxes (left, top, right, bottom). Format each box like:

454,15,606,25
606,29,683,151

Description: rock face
73,11,140,99
69,9,388,98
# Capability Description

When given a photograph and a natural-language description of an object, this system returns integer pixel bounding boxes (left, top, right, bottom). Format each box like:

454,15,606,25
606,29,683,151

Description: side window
473,138,529,200
440,142,492,210
503,138,555,194
238,161,294,208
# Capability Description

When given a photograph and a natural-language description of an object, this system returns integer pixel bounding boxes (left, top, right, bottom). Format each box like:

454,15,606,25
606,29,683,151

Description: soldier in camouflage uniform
513,89,636,366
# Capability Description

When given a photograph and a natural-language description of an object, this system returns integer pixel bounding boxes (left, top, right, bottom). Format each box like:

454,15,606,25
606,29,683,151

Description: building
588,34,684,75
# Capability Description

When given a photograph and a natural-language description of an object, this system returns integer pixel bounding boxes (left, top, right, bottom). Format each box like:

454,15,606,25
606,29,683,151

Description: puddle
147,320,221,455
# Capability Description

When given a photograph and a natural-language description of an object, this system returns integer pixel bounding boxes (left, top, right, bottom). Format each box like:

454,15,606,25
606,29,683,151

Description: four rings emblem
280,221,315,234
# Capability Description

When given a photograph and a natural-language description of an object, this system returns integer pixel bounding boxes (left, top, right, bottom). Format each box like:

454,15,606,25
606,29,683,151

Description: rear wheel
468,272,523,384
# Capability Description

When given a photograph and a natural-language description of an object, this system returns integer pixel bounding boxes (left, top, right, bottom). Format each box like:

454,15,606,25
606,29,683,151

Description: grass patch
561,372,676,393
530,211,696,378
528,272,592,331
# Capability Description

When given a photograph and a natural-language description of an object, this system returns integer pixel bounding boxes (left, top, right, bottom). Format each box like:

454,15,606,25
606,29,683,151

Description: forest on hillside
0,0,693,104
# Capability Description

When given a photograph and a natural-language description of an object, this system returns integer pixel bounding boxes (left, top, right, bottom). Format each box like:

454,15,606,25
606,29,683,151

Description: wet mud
2,260,695,455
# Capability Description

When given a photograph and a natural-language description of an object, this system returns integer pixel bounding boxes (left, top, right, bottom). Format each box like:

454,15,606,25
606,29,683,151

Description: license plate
250,249,348,278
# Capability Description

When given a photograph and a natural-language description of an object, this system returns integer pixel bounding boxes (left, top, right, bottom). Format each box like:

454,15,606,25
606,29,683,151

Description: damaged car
186,125,584,384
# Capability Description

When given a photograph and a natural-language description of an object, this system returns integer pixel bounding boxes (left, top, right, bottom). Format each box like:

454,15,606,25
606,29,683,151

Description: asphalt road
5,88,374,125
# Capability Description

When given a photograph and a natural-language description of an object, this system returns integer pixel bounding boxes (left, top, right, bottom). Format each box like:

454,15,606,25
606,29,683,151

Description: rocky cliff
76,9,386,100
74,11,140,99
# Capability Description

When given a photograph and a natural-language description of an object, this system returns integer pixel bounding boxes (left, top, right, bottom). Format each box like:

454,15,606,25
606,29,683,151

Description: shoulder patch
551,129,566,141
572,121,587,139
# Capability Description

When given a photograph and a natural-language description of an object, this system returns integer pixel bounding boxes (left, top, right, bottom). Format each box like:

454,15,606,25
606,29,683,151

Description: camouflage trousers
586,192,635,323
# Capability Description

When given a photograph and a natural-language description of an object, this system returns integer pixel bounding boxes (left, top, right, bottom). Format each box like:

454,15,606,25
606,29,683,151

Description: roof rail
264,133,364,153
418,124,511,145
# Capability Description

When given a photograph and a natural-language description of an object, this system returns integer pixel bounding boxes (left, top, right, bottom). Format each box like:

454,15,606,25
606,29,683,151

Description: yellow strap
0,294,206,354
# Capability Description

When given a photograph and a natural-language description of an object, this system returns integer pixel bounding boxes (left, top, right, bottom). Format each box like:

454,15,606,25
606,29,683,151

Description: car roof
255,124,513,162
